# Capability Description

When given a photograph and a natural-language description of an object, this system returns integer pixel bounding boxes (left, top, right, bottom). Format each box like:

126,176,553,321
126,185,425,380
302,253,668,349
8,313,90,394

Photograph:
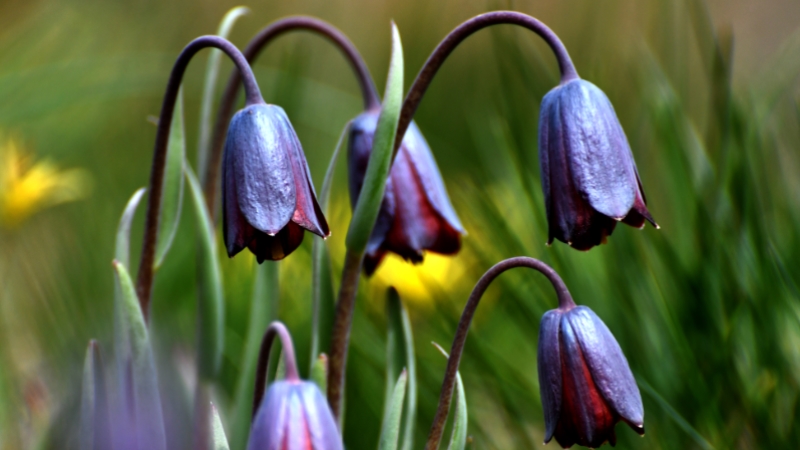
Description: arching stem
425,257,574,450
135,35,263,321
393,10,578,157
252,321,301,419
203,16,380,213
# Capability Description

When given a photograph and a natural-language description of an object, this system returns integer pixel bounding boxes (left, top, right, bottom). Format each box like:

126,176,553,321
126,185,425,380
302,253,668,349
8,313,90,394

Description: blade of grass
210,403,230,450
432,342,468,450
154,87,185,268
112,260,166,450
345,22,403,252
184,163,224,380
379,369,408,450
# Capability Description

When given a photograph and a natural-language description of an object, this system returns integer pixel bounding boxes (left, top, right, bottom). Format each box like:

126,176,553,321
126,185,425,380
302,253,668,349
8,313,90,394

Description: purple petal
537,309,563,443
298,382,343,450
401,121,464,233
566,306,644,428
275,110,329,238
248,381,293,450
558,80,638,219
227,104,296,235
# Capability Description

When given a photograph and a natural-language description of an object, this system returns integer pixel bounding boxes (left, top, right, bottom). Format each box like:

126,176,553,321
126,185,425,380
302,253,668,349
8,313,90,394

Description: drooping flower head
247,380,343,450
348,109,464,275
248,321,342,450
223,103,329,262
538,79,657,250
538,304,644,448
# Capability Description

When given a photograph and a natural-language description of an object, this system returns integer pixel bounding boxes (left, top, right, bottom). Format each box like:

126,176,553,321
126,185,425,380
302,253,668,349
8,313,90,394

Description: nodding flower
538,78,657,250
223,103,329,263
248,322,343,450
347,109,464,275
538,304,644,448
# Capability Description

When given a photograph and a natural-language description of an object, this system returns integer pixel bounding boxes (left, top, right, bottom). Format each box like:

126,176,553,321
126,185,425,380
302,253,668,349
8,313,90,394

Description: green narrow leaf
210,403,231,450
80,340,110,450
229,261,279,450
197,6,251,179
112,261,166,450
432,343,468,450
379,369,408,450
310,124,348,366
399,296,417,450
310,353,328,393
155,88,186,268
345,22,404,252
115,188,146,268
184,164,224,380
384,287,418,450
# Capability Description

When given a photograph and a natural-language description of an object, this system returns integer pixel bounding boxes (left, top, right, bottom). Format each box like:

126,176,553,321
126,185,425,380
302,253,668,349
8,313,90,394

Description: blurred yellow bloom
0,137,90,228
373,252,466,308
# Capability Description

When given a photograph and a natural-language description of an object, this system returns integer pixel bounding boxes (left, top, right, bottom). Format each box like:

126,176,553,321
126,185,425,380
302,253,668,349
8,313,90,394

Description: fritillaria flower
223,103,329,262
248,322,342,450
348,110,465,275
538,79,657,250
538,305,644,448
247,380,342,450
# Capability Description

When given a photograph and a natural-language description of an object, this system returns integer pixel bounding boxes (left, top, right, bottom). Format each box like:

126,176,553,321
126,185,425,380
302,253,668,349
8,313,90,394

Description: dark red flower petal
247,221,305,263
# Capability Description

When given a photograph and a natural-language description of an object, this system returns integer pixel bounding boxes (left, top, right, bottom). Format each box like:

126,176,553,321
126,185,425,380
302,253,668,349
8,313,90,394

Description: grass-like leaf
112,260,166,450
379,369,408,450
432,342,468,450
184,163,223,380
385,288,418,450
155,87,185,268
210,403,231,450
345,22,403,252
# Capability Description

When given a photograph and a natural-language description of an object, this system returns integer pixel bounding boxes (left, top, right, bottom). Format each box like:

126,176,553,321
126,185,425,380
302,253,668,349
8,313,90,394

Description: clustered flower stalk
108,9,655,450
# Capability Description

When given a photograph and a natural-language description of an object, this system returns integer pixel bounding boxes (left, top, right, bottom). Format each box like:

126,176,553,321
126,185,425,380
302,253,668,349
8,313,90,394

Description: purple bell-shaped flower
538,305,644,448
538,79,657,250
223,103,329,262
348,109,465,275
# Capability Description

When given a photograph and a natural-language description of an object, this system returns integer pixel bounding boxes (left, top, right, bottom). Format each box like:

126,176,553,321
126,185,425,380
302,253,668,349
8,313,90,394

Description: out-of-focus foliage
0,0,799,449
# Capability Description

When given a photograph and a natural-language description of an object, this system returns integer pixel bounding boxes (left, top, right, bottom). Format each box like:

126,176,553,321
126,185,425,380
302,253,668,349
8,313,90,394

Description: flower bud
223,103,329,262
247,380,343,450
538,305,644,448
348,109,464,275
538,79,656,250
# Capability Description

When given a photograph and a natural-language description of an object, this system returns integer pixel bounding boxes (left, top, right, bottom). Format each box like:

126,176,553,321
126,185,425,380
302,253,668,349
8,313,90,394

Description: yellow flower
0,137,90,228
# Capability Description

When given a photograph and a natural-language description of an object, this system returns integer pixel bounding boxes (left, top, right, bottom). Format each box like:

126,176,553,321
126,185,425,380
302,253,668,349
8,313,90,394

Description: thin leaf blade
346,22,404,252
155,87,186,268
379,369,408,450
112,261,166,450
210,403,231,450
184,164,224,380
432,342,468,450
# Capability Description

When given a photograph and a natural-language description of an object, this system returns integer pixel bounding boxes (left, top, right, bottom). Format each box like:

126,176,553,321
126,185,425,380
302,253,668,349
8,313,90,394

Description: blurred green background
2,0,800,449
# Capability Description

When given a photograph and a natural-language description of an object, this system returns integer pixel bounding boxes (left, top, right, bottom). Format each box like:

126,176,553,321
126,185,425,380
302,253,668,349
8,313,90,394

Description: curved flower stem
393,10,578,157
252,321,300,419
326,248,364,424
425,257,574,450
135,35,262,321
203,16,380,213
